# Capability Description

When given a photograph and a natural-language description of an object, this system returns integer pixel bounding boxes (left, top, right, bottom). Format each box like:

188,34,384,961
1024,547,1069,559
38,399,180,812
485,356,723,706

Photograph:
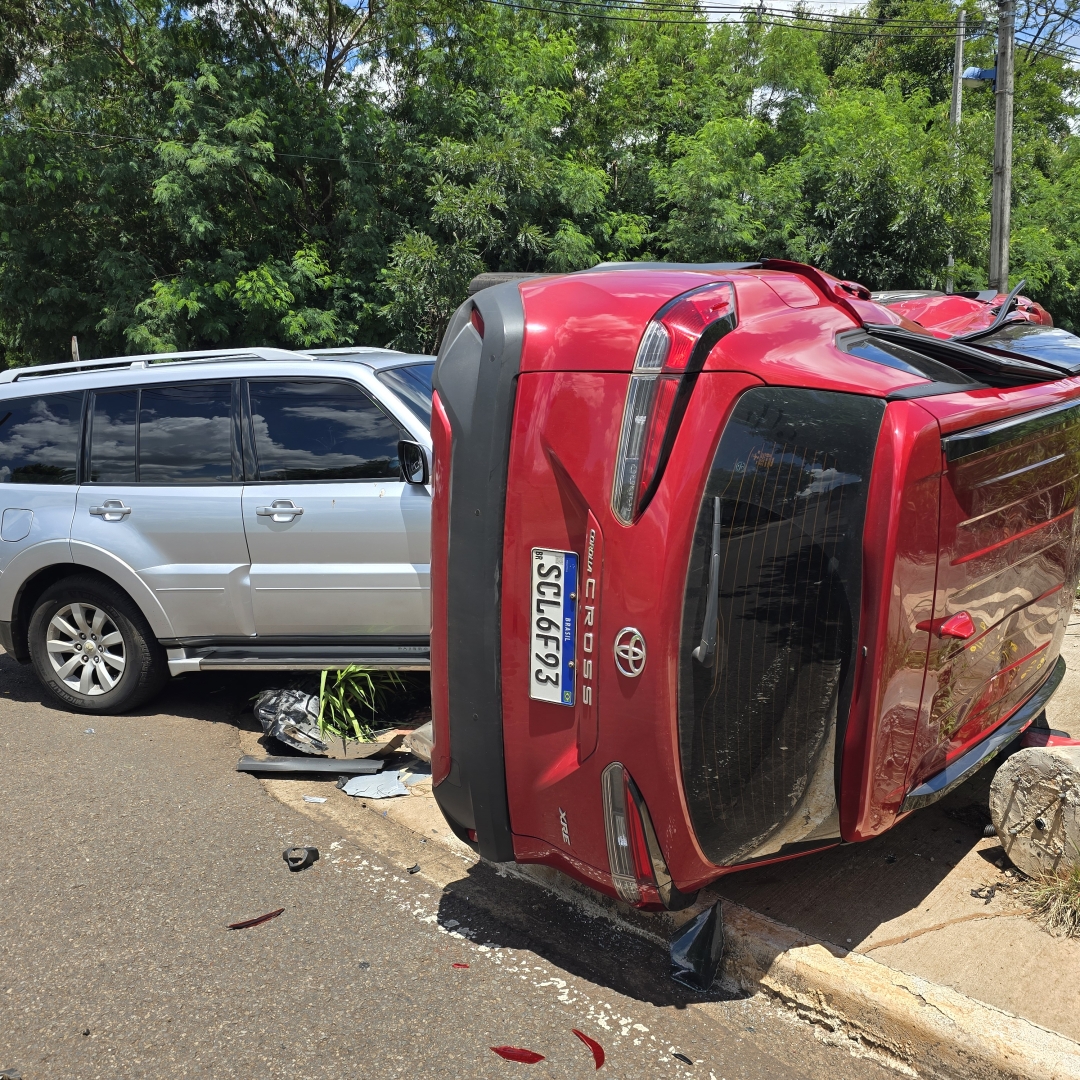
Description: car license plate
529,548,577,706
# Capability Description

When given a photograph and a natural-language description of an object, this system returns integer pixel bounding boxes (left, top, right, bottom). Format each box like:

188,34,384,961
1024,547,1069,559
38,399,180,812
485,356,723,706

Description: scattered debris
341,771,410,799
490,1046,545,1064
404,720,434,762
884,853,897,863
228,907,285,930
302,795,327,804
400,761,433,786
673,1052,694,1065
670,901,725,992
236,755,381,776
572,1029,605,1070
283,846,320,872
0,1068,23,1079
83,729,94,735
971,884,998,904
253,689,329,754
359,961,371,970
407,863,421,874
452,962,470,969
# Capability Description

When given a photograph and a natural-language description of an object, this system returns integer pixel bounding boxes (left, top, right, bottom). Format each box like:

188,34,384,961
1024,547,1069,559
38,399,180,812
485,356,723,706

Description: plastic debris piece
83,729,95,735
670,901,725,992
490,1046,545,1064
0,1068,23,1079
404,720,434,762
971,883,998,904
884,853,897,863
572,1029,605,1069
342,772,410,799
407,863,421,874
452,962,470,969
283,846,320,872
673,1052,693,1065
359,961,371,970
228,907,284,930
252,688,329,755
237,755,380,776
302,795,328,803
401,762,433,786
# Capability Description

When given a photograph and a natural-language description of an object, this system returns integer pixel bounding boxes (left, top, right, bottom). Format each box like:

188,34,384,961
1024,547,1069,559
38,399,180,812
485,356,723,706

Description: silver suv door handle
256,501,304,522
89,500,131,521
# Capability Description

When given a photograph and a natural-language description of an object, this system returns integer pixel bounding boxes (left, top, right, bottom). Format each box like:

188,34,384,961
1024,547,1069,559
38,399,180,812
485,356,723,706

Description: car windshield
975,322,1080,374
376,362,435,426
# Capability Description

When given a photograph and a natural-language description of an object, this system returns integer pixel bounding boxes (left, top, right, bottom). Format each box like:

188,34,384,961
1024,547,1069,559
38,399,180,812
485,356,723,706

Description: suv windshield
376,363,435,426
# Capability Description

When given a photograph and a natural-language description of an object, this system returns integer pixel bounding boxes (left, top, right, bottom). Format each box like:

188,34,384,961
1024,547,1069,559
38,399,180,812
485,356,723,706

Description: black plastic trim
0,619,15,655
900,656,1065,813
942,398,1080,461
431,281,525,862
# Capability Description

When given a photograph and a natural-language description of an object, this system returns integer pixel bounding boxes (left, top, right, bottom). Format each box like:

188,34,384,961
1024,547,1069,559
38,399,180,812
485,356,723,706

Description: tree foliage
2,0,1080,363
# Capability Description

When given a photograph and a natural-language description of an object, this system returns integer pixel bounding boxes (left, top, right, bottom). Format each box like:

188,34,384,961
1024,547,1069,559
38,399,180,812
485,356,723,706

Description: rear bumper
899,655,1065,813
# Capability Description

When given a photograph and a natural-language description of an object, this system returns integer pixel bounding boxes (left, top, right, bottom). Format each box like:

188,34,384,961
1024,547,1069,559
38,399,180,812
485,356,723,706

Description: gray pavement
0,653,901,1080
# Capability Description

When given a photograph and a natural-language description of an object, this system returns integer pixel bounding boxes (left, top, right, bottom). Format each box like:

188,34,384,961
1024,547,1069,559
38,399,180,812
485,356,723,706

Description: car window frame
241,375,406,484
84,379,241,485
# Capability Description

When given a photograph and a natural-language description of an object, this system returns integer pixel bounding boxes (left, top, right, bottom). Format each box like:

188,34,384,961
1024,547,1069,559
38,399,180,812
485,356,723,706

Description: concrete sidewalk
244,618,1080,1077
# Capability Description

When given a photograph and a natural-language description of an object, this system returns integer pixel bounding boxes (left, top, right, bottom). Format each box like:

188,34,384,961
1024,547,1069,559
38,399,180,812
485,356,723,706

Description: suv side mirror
398,440,430,486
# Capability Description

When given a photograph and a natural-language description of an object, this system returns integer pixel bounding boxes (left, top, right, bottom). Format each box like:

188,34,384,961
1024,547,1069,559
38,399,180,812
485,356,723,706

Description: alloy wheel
45,603,126,696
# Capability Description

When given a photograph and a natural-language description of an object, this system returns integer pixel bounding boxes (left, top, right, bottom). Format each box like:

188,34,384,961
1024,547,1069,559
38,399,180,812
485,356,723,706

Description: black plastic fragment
670,901,725,992
238,755,381,776
673,1052,693,1065
407,863,421,874
283,846,320,872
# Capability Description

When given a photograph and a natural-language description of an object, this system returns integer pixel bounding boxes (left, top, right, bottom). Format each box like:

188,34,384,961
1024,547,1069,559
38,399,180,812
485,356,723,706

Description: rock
989,746,1080,879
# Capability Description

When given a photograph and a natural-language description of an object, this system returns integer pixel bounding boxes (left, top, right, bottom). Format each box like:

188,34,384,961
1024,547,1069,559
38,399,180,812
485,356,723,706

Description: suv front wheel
28,576,167,714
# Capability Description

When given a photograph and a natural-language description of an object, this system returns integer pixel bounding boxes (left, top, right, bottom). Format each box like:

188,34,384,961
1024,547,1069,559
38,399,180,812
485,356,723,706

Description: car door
70,380,253,638
241,376,430,637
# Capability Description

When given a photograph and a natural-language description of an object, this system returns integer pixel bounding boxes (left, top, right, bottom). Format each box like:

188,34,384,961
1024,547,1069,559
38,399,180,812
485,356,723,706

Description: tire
27,575,168,714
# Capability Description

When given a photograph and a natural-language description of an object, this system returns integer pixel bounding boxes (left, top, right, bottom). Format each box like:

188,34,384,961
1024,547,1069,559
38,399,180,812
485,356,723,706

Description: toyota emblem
614,627,646,678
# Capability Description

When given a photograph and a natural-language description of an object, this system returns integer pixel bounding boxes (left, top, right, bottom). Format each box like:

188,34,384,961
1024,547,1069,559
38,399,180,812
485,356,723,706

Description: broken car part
282,846,320,872
669,901,725,992
572,1029,605,1070
252,689,329,754
227,907,285,930
236,755,381,776
490,1046,545,1064
341,771,410,799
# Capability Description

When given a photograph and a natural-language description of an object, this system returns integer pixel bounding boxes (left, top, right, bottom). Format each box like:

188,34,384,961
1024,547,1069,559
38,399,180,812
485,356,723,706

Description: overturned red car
428,260,1080,910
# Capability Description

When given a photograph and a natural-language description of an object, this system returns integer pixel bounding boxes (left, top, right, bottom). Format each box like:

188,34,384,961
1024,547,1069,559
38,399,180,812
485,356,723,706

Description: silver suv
0,346,434,713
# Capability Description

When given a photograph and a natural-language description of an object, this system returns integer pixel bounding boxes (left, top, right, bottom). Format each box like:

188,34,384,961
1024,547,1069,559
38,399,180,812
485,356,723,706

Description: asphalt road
0,653,901,1080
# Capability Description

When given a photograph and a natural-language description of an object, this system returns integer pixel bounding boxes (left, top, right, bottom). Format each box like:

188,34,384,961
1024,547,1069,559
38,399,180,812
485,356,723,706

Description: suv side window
89,382,236,484
247,379,402,482
139,382,235,483
0,392,83,484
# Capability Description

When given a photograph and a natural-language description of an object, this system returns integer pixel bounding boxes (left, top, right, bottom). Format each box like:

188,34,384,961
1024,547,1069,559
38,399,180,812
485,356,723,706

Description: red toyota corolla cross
428,260,1080,911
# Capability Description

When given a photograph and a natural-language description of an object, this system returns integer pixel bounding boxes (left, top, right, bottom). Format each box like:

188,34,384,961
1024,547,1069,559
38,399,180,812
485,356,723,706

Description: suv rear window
248,379,402,481
0,392,83,484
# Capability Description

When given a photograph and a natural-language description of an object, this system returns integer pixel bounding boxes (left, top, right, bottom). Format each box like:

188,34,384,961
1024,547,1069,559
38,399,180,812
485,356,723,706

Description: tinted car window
89,390,138,483
977,323,1080,374
0,392,83,484
375,363,435,426
140,383,234,484
249,379,401,481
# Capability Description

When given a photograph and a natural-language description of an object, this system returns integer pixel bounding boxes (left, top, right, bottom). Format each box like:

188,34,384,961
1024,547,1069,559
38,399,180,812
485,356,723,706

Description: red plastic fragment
1022,728,1080,749
490,1046,545,1064
572,1028,605,1069
939,611,976,639
227,907,284,930
452,962,470,969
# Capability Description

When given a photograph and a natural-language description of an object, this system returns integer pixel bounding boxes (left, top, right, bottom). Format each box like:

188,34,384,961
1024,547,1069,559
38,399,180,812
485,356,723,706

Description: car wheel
28,576,167,714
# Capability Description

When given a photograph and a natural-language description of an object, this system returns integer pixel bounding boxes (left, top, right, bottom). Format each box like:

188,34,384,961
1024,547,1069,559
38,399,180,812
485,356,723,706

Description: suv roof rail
0,346,311,384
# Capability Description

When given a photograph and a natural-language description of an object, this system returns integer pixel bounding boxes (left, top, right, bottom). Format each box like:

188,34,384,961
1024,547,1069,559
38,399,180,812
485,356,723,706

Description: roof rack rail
0,346,311,384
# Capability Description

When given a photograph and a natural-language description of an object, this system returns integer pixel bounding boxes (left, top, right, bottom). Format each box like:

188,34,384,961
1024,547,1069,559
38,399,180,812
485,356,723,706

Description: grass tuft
1019,863,1080,937
318,666,404,751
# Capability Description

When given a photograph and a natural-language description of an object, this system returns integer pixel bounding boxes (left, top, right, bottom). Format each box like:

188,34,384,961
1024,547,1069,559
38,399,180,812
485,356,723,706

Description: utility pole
989,0,1015,293
946,9,965,293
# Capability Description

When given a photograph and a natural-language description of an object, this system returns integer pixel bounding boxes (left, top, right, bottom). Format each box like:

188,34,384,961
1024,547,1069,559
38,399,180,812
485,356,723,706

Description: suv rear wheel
28,576,167,714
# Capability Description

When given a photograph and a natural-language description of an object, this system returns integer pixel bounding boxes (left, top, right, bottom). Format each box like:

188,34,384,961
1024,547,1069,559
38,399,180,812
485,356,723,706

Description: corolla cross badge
614,627,646,678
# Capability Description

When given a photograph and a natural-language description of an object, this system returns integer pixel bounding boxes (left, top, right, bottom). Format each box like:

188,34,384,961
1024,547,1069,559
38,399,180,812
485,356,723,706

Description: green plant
318,666,404,751
1019,862,1080,937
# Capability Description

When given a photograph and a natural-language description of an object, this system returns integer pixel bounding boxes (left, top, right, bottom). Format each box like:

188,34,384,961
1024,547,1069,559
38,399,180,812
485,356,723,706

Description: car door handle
89,500,131,521
256,501,304,521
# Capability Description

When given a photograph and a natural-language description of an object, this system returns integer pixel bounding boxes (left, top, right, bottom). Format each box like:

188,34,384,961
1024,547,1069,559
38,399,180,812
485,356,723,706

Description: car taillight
611,282,737,523
601,762,652,903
